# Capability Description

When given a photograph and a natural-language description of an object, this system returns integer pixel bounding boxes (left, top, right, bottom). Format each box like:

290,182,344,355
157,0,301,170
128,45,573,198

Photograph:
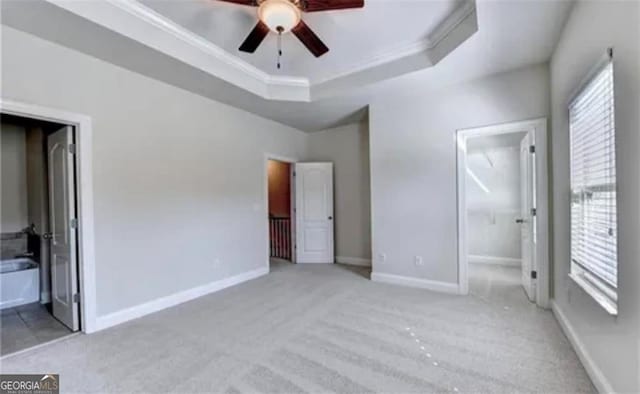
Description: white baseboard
95,267,269,331
336,256,371,267
551,300,614,394
371,272,460,295
468,255,521,267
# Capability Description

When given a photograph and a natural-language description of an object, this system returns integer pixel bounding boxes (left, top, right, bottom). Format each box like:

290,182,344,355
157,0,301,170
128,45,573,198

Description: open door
295,163,334,263
519,133,536,302
48,126,80,331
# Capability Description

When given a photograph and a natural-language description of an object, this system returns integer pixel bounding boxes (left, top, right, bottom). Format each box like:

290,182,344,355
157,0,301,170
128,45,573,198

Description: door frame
456,118,549,308
264,153,297,270
1,98,98,332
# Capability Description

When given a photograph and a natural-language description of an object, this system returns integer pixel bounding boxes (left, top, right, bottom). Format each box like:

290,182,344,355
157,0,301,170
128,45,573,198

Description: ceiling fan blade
292,20,329,57
239,21,270,53
302,0,364,12
218,0,257,6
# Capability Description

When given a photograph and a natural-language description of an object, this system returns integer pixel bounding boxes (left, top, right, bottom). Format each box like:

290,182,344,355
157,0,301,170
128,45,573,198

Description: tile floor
0,302,72,356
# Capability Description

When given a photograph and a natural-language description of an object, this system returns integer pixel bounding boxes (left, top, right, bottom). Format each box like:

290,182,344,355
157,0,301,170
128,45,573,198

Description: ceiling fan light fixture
258,0,301,33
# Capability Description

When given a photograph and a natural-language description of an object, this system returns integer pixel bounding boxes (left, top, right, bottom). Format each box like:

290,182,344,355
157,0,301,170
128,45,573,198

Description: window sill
569,272,618,316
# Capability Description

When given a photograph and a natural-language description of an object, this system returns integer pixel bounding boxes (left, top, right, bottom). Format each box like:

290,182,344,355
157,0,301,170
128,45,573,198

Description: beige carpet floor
0,261,594,393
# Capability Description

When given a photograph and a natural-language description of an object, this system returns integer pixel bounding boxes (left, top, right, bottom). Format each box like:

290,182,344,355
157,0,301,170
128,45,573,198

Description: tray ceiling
2,0,572,130
140,0,465,81
44,0,477,102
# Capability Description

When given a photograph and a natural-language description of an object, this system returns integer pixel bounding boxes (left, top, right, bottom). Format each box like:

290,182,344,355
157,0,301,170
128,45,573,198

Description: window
569,50,617,315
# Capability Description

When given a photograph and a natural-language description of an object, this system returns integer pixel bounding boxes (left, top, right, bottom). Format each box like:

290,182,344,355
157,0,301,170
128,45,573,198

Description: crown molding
109,0,311,89
109,0,270,81
426,0,477,50
309,0,477,86
309,1,477,100
47,0,311,101
44,0,476,103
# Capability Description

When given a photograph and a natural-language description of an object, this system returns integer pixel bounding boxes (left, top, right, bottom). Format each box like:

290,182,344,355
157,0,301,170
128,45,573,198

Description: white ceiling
1,0,573,131
139,0,465,81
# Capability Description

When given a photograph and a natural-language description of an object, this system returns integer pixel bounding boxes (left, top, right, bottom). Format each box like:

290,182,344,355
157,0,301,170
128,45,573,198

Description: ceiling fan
218,0,364,59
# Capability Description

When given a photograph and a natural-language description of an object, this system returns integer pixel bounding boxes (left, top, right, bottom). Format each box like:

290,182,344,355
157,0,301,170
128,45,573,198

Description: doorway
264,156,335,269
1,113,82,356
267,159,294,269
457,118,549,308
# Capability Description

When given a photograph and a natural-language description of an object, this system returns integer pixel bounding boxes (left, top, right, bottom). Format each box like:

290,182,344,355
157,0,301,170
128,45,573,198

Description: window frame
567,48,618,316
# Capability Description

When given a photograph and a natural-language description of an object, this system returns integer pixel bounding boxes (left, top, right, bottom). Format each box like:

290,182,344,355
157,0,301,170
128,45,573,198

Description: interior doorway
267,159,294,267
457,118,549,308
264,156,336,269
1,113,82,356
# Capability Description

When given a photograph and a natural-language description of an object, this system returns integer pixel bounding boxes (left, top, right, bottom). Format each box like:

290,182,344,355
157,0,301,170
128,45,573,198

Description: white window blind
569,54,617,296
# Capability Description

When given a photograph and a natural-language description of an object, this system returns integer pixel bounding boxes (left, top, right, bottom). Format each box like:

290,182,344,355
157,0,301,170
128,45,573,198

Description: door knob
42,232,53,240
515,218,525,224
328,216,333,220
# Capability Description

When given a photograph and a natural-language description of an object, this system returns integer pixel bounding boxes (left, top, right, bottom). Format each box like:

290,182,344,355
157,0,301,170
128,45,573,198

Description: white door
519,133,536,302
48,126,80,331
295,163,334,263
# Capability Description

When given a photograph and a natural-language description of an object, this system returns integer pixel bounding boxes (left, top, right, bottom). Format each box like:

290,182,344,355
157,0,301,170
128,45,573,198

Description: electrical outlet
414,256,424,266
377,253,387,263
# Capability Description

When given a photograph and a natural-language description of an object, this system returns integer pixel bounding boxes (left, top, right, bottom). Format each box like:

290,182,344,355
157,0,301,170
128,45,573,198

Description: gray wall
1,122,28,233
467,146,521,260
550,1,639,392
306,121,371,263
467,211,521,261
1,26,308,317
369,64,549,283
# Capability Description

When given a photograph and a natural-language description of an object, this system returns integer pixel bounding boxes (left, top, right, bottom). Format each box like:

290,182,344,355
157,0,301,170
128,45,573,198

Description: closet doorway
456,118,550,308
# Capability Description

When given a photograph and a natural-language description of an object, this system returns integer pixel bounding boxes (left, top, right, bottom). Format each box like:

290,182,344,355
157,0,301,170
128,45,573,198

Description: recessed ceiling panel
140,0,465,80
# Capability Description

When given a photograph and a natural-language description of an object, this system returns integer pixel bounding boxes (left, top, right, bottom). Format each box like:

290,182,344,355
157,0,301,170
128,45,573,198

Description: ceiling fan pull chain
277,26,283,69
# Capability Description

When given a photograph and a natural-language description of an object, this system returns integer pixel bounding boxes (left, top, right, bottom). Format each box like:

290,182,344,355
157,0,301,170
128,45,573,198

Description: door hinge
531,270,537,279
531,208,537,217
73,293,80,303
293,171,296,176
70,218,78,229
68,143,77,155
529,145,535,154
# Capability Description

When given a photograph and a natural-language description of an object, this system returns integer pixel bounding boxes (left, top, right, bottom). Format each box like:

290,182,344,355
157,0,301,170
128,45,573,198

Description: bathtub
0,258,40,310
